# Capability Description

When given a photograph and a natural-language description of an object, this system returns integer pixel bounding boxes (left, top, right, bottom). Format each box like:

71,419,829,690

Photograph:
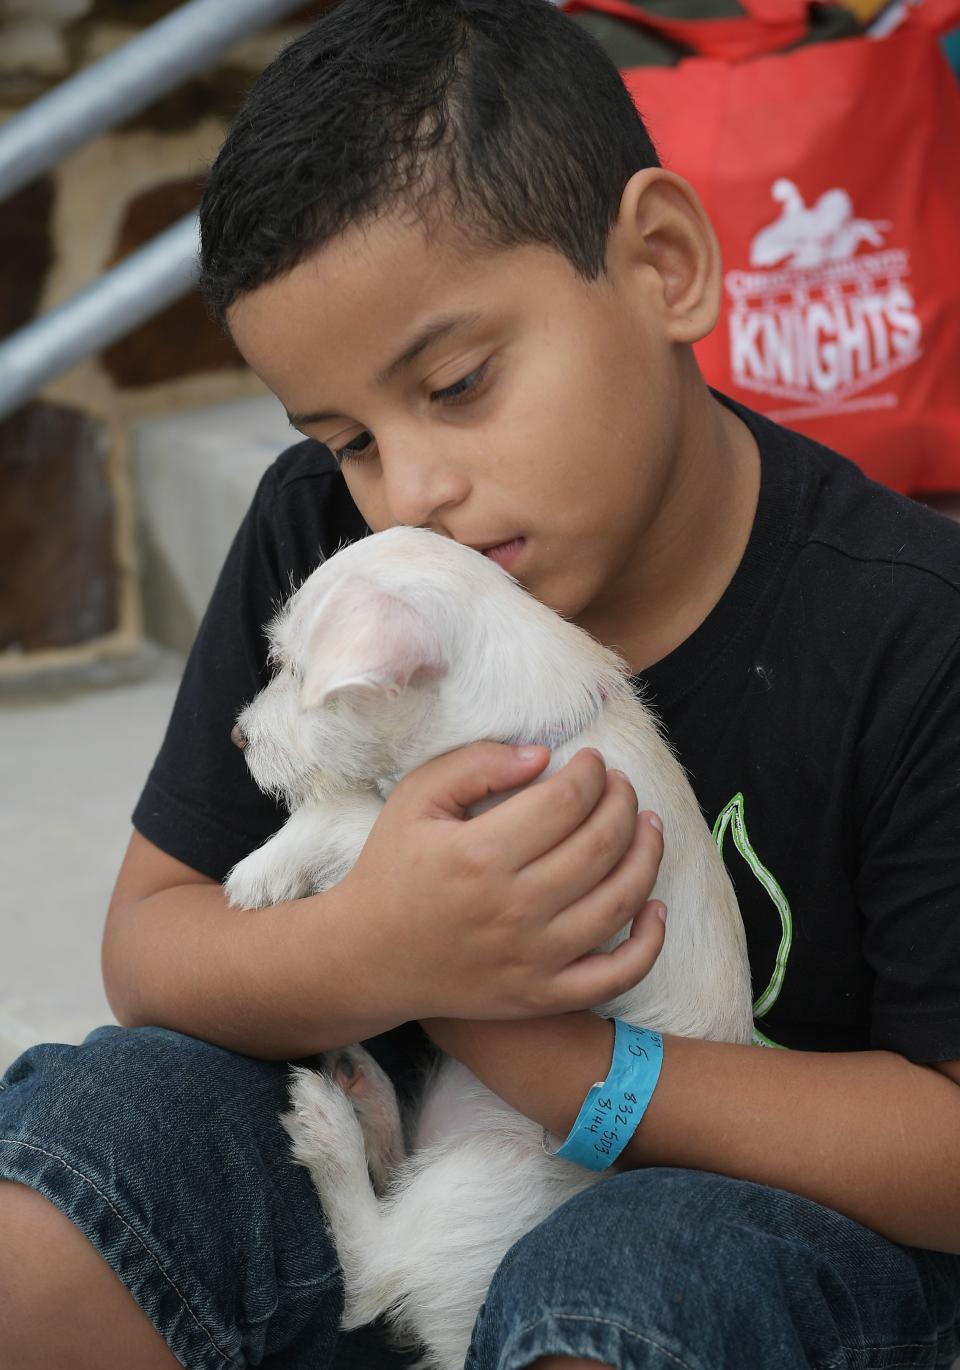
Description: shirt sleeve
131,461,294,882
857,627,960,1064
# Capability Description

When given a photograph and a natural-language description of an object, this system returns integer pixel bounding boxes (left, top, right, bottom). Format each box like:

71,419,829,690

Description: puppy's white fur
226,526,753,1370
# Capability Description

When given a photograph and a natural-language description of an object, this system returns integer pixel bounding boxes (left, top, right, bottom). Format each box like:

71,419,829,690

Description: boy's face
228,207,692,637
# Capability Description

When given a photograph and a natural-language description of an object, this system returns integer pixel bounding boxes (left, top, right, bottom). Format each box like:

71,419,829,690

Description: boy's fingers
540,899,668,1015
469,747,613,871
401,741,552,821
516,770,642,913
545,810,665,963
403,742,613,874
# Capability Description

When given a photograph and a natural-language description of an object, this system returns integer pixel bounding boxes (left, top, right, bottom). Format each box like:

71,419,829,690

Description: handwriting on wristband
549,1020,664,1171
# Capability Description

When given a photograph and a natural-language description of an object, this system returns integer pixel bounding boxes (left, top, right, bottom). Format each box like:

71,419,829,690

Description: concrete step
131,392,294,654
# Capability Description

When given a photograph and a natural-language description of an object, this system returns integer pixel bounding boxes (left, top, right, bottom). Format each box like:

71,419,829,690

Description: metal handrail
0,0,309,204
0,0,567,422
0,214,200,421
0,0,309,420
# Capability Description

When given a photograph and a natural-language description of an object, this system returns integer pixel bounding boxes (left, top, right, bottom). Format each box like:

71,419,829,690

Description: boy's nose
231,723,247,749
379,443,470,529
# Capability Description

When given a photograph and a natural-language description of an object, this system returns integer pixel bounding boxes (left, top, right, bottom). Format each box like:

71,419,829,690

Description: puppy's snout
231,722,248,750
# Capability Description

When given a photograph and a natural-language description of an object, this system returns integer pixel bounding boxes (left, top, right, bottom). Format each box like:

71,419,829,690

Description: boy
2,1,959,1366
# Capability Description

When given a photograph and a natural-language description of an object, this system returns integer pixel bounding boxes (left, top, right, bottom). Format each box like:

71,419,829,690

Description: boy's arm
419,1012,960,1254
102,830,404,1059
104,748,663,1062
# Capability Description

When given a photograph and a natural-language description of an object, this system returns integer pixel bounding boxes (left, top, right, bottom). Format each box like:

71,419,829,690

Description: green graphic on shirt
712,792,793,1050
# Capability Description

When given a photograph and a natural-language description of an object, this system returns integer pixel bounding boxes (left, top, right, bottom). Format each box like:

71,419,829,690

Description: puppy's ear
300,575,448,709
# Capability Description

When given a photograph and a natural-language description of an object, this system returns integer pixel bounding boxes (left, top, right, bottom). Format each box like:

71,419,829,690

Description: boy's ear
612,167,722,344
300,575,448,709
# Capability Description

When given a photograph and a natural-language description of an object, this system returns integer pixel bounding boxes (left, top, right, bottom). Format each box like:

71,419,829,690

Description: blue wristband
542,1019,664,1171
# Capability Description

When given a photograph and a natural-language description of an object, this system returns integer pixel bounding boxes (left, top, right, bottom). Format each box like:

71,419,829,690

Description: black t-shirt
133,393,960,1084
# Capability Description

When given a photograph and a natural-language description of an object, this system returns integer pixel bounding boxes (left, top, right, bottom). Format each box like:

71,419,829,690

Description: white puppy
226,525,753,1370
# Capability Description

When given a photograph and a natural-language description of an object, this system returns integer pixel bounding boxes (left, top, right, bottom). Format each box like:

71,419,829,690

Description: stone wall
0,0,332,675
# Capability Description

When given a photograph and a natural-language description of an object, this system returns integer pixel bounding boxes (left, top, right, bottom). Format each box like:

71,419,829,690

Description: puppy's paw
318,1045,407,1194
224,847,312,910
281,1065,368,1198
282,1066,387,1333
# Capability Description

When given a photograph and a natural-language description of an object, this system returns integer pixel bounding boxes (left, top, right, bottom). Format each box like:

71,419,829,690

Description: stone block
0,174,55,336
0,401,119,655
102,176,247,388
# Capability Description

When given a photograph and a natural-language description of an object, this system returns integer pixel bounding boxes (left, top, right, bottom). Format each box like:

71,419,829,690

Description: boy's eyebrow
286,311,482,428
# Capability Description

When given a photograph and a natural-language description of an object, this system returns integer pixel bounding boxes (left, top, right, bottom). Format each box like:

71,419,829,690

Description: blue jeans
1,1025,958,1370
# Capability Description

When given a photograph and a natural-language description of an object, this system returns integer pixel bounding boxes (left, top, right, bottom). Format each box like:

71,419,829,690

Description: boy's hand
339,742,666,1022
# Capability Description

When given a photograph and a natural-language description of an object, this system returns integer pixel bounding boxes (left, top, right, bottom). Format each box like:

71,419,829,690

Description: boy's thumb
412,742,551,820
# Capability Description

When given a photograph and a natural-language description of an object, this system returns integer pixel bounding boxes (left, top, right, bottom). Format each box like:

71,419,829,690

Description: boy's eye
329,360,492,469
431,361,490,406
331,431,375,466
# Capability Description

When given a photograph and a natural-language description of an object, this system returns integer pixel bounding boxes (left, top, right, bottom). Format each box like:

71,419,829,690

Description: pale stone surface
0,16,68,75
3,0,91,18
131,393,296,653
0,649,183,1074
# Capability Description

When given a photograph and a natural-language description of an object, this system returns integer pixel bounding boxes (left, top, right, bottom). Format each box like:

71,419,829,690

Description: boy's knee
474,1169,834,1370
0,1030,346,1366
3,1025,287,1163
0,1180,179,1370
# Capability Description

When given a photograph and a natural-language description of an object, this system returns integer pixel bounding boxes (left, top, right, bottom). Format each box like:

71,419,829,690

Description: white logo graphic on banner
726,179,922,422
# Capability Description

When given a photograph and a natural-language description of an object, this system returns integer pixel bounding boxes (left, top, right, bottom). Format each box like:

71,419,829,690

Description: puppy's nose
231,722,248,750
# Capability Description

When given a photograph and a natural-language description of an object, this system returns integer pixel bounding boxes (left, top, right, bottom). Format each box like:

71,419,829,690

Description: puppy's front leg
225,789,383,909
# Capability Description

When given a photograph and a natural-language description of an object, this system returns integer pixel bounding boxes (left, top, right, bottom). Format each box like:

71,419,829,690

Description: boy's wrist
421,1011,616,1141
428,1012,960,1252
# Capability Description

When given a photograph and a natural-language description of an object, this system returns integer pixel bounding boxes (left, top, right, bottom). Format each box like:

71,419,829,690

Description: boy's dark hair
199,0,660,324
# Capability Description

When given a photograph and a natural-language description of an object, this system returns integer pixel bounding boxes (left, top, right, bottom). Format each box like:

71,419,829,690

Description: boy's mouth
477,536,526,570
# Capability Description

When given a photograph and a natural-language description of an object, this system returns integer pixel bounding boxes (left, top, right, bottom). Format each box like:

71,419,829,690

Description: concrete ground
0,647,184,1073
